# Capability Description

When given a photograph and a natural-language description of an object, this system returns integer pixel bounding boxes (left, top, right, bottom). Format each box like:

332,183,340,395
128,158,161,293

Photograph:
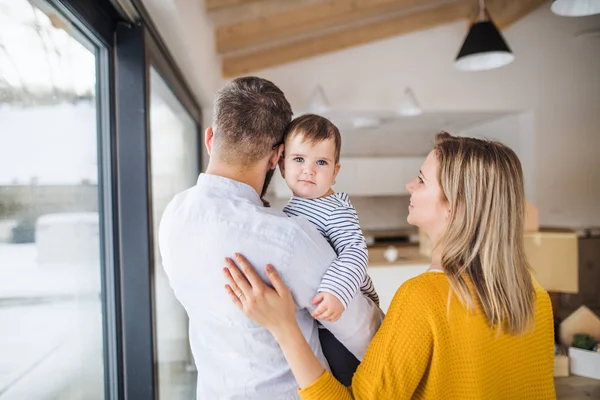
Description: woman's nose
406,179,415,193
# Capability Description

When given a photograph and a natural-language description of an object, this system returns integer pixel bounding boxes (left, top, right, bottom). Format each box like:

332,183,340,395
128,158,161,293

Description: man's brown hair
212,77,293,166
284,114,342,163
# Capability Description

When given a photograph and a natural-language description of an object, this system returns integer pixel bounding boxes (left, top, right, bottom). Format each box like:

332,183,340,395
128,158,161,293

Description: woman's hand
224,254,329,390
224,253,297,338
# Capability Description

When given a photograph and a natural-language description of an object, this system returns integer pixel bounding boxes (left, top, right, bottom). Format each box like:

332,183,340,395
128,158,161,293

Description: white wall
143,2,600,227
141,0,222,169
142,0,223,106
249,6,600,228
460,112,536,203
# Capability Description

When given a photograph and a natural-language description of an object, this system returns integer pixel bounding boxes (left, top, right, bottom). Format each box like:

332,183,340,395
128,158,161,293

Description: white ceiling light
352,116,381,129
306,84,331,114
397,87,423,117
551,0,600,17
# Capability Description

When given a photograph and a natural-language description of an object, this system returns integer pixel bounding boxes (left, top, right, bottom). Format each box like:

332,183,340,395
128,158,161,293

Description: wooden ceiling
206,0,548,77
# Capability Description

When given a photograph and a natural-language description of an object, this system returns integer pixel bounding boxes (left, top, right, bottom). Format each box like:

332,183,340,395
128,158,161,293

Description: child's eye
417,176,424,184
293,157,304,163
317,160,328,166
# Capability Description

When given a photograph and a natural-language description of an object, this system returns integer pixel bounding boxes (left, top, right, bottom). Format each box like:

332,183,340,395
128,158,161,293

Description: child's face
280,134,340,199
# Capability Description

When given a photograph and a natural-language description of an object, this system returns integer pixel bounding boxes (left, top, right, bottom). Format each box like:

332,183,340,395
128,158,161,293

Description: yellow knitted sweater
299,272,555,400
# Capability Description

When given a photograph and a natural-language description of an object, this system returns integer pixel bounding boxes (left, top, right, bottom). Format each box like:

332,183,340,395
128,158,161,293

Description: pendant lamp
455,0,514,71
397,87,423,117
306,84,331,114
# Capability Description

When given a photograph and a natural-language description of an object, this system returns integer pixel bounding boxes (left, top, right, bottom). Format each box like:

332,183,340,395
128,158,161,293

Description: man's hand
311,292,344,322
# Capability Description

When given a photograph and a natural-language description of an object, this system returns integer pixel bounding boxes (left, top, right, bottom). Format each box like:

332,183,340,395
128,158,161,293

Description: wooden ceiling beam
221,0,548,77
485,0,549,28
222,0,470,77
206,0,266,13
217,0,445,54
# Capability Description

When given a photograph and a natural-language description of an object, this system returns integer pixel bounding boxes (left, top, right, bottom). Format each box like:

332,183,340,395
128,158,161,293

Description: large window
0,0,202,398
150,67,198,400
0,0,104,398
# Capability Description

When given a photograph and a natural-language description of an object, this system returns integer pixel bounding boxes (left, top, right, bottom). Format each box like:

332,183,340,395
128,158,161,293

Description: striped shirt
283,193,379,309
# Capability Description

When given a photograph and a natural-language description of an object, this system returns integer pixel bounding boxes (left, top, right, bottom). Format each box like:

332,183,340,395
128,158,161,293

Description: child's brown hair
284,114,342,163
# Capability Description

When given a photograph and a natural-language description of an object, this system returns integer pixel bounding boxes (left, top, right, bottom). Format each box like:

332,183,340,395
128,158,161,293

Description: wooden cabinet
273,156,424,198
578,237,600,309
552,235,600,320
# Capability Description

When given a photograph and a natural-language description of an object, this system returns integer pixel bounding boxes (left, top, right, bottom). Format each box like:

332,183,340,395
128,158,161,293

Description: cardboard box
554,354,570,377
524,200,539,232
569,347,600,380
524,231,579,293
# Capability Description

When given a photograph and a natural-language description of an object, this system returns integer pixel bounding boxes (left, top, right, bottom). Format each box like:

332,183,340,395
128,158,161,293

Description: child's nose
303,165,316,175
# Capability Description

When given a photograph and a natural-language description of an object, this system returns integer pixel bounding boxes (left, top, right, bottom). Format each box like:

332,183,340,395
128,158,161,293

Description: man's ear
269,143,284,170
204,127,214,155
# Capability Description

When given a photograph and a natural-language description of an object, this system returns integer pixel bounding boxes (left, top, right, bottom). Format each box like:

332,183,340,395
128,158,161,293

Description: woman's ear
445,202,453,220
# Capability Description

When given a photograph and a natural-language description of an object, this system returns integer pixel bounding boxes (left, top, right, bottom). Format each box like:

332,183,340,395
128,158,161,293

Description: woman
223,132,555,399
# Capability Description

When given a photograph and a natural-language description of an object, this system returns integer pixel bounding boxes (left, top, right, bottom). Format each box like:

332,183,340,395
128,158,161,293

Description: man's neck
205,161,265,196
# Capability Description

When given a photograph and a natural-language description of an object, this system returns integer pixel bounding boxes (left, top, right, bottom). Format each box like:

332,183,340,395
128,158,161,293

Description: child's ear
278,156,285,178
333,163,341,180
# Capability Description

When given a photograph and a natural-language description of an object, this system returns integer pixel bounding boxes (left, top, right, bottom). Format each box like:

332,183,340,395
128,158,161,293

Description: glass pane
150,67,198,400
0,1,105,399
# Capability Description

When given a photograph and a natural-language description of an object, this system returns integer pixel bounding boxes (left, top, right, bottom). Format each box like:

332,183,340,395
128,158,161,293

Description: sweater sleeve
299,279,433,400
318,204,371,309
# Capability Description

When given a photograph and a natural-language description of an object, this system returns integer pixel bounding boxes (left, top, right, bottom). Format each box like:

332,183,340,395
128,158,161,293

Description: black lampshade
455,19,514,71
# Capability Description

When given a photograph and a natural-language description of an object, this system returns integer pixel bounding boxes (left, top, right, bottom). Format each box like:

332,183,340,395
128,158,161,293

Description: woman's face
405,150,450,242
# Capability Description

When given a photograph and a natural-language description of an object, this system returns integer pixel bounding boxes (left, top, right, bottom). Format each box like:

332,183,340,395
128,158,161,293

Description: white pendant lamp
397,87,423,117
306,84,331,114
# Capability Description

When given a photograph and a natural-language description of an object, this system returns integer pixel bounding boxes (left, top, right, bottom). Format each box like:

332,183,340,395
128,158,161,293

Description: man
158,77,383,400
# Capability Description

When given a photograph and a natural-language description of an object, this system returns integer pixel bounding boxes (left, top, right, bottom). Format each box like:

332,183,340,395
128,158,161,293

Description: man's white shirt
158,174,384,400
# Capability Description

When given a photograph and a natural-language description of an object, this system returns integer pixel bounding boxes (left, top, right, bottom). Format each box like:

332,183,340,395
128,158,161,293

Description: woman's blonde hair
434,132,535,335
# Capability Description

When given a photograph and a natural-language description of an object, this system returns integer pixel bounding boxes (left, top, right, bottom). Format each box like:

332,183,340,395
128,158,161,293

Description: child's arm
313,203,376,321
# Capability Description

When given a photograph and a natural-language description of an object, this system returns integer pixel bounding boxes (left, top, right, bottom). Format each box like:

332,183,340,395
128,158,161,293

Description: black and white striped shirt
283,192,379,308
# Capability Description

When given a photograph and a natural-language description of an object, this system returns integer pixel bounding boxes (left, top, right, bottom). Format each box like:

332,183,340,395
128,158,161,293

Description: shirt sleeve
287,218,384,361
318,205,373,309
299,280,433,400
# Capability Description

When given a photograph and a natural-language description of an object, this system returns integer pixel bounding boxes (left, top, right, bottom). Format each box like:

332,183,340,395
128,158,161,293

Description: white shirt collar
196,173,262,206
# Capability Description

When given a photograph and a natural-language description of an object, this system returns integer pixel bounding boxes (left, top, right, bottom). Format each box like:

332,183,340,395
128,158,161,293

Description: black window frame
43,1,203,398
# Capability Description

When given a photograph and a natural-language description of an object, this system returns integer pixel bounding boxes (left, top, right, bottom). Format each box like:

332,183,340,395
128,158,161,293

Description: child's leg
318,328,360,386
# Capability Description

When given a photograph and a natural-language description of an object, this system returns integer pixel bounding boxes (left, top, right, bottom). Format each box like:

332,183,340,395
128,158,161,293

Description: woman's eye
293,157,304,163
317,160,328,166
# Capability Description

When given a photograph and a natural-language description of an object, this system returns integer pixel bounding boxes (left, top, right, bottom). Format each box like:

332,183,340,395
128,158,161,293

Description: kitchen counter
367,244,431,312
368,243,430,268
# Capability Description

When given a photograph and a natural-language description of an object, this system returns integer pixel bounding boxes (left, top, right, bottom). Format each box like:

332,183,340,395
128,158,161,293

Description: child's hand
311,292,344,322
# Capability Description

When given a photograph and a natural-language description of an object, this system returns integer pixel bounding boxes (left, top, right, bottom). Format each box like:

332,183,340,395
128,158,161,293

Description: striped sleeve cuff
298,370,353,400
